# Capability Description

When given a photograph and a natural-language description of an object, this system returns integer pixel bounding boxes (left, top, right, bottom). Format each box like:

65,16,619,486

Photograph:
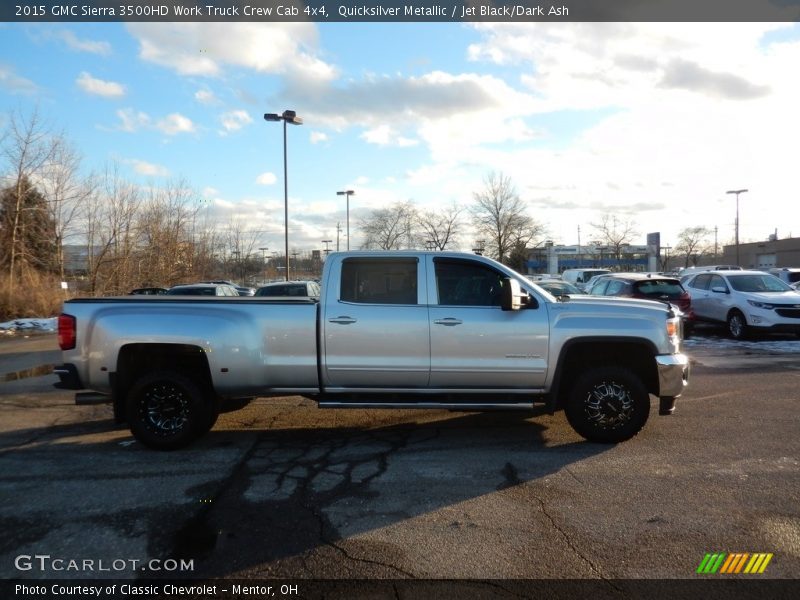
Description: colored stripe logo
697,553,773,574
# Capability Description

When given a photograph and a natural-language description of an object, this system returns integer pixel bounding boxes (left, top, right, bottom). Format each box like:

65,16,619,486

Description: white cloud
76,72,125,98
360,125,418,147
310,131,328,144
156,113,195,135
194,89,219,105
0,64,37,94
57,30,111,55
126,23,336,83
256,172,277,186
125,159,169,177
115,108,150,132
219,110,252,134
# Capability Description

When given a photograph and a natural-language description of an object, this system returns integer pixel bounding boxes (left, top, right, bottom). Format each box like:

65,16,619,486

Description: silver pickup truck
55,251,689,450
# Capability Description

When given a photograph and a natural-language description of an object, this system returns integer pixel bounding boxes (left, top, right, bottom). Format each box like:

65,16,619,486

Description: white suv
683,270,800,339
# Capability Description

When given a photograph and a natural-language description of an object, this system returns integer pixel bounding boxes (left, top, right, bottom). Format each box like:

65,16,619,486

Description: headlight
747,300,773,309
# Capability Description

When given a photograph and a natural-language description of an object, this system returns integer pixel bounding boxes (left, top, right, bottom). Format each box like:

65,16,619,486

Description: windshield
727,274,792,293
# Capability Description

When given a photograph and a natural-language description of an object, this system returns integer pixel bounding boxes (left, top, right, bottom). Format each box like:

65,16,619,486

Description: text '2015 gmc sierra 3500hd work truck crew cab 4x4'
55,252,690,450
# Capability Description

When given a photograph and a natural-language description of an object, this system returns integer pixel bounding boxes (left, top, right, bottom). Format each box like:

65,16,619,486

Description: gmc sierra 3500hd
55,251,690,450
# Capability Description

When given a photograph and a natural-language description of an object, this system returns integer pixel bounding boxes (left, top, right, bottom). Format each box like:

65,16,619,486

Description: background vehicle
255,280,321,299
768,267,800,286
165,283,240,296
129,287,168,295
202,280,255,296
561,268,611,291
55,252,689,450
683,270,800,339
528,278,584,298
587,273,694,335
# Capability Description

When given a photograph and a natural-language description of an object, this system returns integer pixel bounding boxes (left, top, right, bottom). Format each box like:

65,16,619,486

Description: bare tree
674,226,712,268
82,165,140,295
470,171,545,264
416,202,463,250
1,109,58,293
359,201,418,250
39,137,93,281
590,213,639,261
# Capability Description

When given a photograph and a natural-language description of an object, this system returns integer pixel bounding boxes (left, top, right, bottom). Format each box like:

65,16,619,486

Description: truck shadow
0,406,613,579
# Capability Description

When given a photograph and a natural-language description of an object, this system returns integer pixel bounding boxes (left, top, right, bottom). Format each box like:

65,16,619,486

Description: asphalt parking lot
1,330,799,596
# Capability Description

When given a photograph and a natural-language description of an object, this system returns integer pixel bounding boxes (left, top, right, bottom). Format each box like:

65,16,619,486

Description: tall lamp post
264,109,303,280
726,188,748,266
336,190,355,250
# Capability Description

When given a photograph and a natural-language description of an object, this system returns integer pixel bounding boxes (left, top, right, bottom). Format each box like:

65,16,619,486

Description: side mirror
711,286,728,294
501,277,525,311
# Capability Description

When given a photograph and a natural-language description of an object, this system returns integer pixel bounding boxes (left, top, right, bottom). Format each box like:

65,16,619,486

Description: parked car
528,278,584,298
561,268,611,291
683,270,800,339
255,280,321,299
201,280,254,296
166,283,240,297
586,273,695,334
768,267,800,286
129,287,168,295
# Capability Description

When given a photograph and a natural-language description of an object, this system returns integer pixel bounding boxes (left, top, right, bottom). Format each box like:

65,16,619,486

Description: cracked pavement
1,333,799,582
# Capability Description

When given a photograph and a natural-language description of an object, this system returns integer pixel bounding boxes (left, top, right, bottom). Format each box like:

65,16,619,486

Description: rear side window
340,258,418,304
604,280,627,295
634,279,684,298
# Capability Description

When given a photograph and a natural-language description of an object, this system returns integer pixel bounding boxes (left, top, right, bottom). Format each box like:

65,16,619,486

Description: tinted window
708,274,728,291
589,278,610,295
604,280,627,295
435,259,505,307
689,274,712,290
633,279,684,299
340,258,418,304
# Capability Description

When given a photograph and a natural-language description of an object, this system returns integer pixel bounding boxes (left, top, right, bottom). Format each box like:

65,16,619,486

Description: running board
318,401,535,411
75,392,112,405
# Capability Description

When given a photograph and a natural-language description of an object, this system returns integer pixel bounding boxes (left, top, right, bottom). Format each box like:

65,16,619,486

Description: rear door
427,256,549,389
322,256,430,388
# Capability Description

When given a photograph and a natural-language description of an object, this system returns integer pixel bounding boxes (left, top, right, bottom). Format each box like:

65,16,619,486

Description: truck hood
559,295,673,314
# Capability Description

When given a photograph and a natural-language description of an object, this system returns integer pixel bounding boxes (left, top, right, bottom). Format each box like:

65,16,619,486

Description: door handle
329,316,357,324
434,318,463,326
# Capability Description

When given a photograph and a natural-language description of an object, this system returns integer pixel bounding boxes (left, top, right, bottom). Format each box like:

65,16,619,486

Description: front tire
565,367,650,443
727,310,749,340
126,371,210,450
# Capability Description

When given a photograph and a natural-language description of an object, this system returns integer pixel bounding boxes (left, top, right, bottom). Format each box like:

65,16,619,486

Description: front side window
435,259,505,307
690,274,712,290
340,258,418,304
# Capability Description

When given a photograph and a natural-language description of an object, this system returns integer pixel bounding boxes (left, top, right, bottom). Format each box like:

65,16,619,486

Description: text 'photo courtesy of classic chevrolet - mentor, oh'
54,252,690,450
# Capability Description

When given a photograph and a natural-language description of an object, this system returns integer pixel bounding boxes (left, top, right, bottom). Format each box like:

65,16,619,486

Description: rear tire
126,371,211,450
565,366,650,443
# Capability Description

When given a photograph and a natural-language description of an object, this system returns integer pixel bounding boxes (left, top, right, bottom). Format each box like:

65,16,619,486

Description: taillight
666,318,679,338
58,314,76,350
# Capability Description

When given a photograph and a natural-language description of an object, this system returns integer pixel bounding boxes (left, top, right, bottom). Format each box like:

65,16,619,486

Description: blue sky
2,20,800,254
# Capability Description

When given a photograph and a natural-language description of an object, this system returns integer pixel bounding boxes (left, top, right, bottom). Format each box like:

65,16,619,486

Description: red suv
587,273,695,335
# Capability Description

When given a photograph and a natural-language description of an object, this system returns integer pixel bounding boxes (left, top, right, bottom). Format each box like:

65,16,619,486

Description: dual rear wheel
125,371,218,450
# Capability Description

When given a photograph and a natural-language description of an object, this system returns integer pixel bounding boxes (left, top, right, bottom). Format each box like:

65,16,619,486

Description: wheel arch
549,337,659,411
113,343,213,423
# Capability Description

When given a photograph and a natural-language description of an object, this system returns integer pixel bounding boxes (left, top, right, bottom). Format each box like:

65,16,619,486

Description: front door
427,257,549,389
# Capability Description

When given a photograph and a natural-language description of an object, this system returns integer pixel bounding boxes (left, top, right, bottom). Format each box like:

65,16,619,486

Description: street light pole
336,190,355,250
321,239,332,256
265,110,303,281
726,189,748,266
